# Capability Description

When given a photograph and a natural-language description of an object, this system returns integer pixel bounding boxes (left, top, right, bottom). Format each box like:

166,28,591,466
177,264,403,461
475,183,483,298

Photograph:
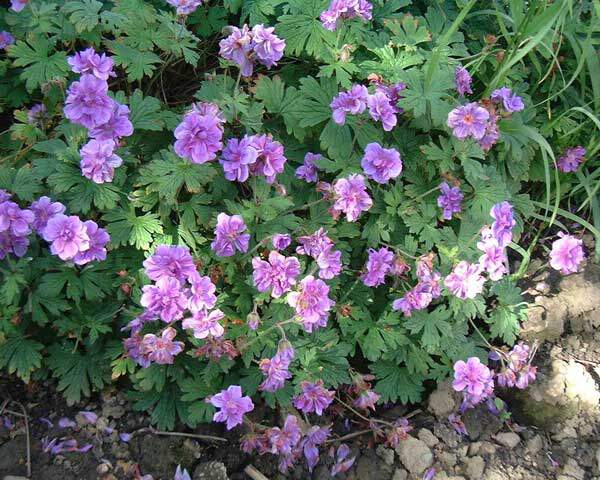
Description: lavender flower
42,214,89,261
331,85,369,125
452,357,494,407
361,143,402,184
67,48,115,80
220,136,259,182
320,0,373,31
266,415,302,456
0,231,29,259
352,389,380,410
140,277,188,323
392,283,433,317
211,213,250,257
210,385,254,430
259,342,294,392
367,91,397,131
73,220,110,265
143,245,196,283
188,272,217,312
272,233,292,251
80,139,122,184
490,87,524,112
10,0,28,12
386,418,413,448
0,201,34,237
174,465,192,480
88,101,133,141
454,66,473,96
331,444,356,476
167,0,203,15
141,327,184,365
293,380,334,415
64,74,113,129
437,182,463,220
302,426,331,471
444,261,485,299
448,413,468,436
182,308,225,339
251,24,285,68
248,134,287,184
332,174,372,222
0,32,15,50
478,113,500,151
295,152,321,183
219,25,254,77
477,228,507,281
252,251,300,298
27,103,47,125
557,146,586,173
174,102,225,164
362,247,393,287
549,232,585,275
316,246,342,280
77,411,98,425
490,201,516,248
296,228,333,257
287,276,334,332
447,102,489,140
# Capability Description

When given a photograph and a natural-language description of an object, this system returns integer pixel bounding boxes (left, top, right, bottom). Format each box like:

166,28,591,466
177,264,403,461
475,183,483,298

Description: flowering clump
361,143,402,184
211,213,250,257
293,380,334,415
209,385,254,430
455,66,473,96
167,0,203,15
174,102,225,164
287,276,334,332
320,0,373,31
79,139,123,184
437,182,463,220
452,357,494,409
549,232,585,275
332,174,373,222
557,146,586,173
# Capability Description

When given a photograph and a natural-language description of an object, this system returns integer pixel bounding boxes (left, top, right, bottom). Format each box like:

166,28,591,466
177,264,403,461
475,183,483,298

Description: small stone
479,442,496,456
457,445,469,459
468,442,482,456
553,426,577,441
525,435,543,455
396,436,433,475
464,456,485,480
596,447,600,470
493,432,520,449
97,463,111,474
392,468,408,480
375,445,395,466
418,428,439,448
193,461,229,480
559,459,585,480
102,404,126,419
428,380,457,417
439,451,457,468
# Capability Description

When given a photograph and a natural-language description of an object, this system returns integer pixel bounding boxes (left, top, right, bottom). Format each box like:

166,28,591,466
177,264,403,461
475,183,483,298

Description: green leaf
129,89,165,131
103,208,163,250
371,362,425,404
108,42,161,81
241,0,283,24
0,335,43,383
63,0,103,32
386,13,432,49
404,306,453,348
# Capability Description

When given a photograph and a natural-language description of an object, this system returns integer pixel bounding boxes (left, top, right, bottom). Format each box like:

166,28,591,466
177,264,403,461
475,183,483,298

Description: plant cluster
0,0,598,474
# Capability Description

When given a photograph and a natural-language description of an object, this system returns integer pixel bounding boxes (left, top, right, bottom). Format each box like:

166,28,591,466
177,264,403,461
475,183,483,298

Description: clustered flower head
320,0,373,31
452,357,494,409
167,0,203,15
259,341,294,392
293,380,334,416
174,102,225,164
494,342,537,389
295,152,321,183
557,146,586,173
209,385,254,430
549,232,585,275
455,66,473,96
362,247,394,287
361,143,402,184
252,251,301,298
219,24,285,77
287,275,334,332
211,213,250,257
332,174,373,222
437,182,464,220
219,134,287,184
393,255,441,316
0,31,15,50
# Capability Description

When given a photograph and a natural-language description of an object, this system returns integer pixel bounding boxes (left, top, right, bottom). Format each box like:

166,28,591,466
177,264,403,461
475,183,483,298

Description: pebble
418,428,439,448
464,455,485,480
391,468,408,480
396,436,433,475
479,442,497,456
558,459,585,480
493,432,521,449
553,426,577,441
428,380,456,417
193,461,228,480
596,447,600,470
525,435,543,455
439,451,458,468
468,442,481,456
375,445,395,466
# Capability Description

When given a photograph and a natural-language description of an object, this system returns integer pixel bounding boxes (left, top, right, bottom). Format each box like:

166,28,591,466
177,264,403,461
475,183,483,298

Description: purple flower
455,66,473,96
78,411,98,425
64,74,113,129
73,220,110,265
557,146,586,173
490,201,515,248
259,342,294,392
89,100,133,141
296,228,333,257
320,0,372,31
58,417,76,429
143,245,196,283
272,233,292,251
302,426,330,471
352,389,380,410
141,327,184,365
295,152,321,183
491,87,524,112
0,231,29,259
210,385,254,430
373,81,405,114
362,247,393,287
119,432,133,442
452,357,494,406
251,24,285,69
361,143,402,185
477,228,507,280
27,103,47,125
167,0,203,15
0,191,10,203
293,380,334,415
386,418,413,448
316,246,342,280
367,91,397,131
549,232,585,275
437,182,463,220
447,102,489,140
0,31,15,50
211,213,250,257
266,415,302,456
332,174,372,222
220,136,259,182
444,261,485,299
392,283,433,316
10,0,28,12
252,251,300,298
182,308,225,339
0,201,34,236
331,444,356,476
248,134,287,184
219,25,254,77
174,465,192,480
42,214,89,261
448,413,468,436
67,48,115,80
188,272,217,312
80,139,122,184
140,277,188,323
478,113,500,151
287,276,334,333
124,332,151,368
174,102,225,164
331,85,369,125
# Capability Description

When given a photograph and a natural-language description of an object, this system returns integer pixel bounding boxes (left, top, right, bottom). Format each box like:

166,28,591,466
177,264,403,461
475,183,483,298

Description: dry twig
244,464,270,480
